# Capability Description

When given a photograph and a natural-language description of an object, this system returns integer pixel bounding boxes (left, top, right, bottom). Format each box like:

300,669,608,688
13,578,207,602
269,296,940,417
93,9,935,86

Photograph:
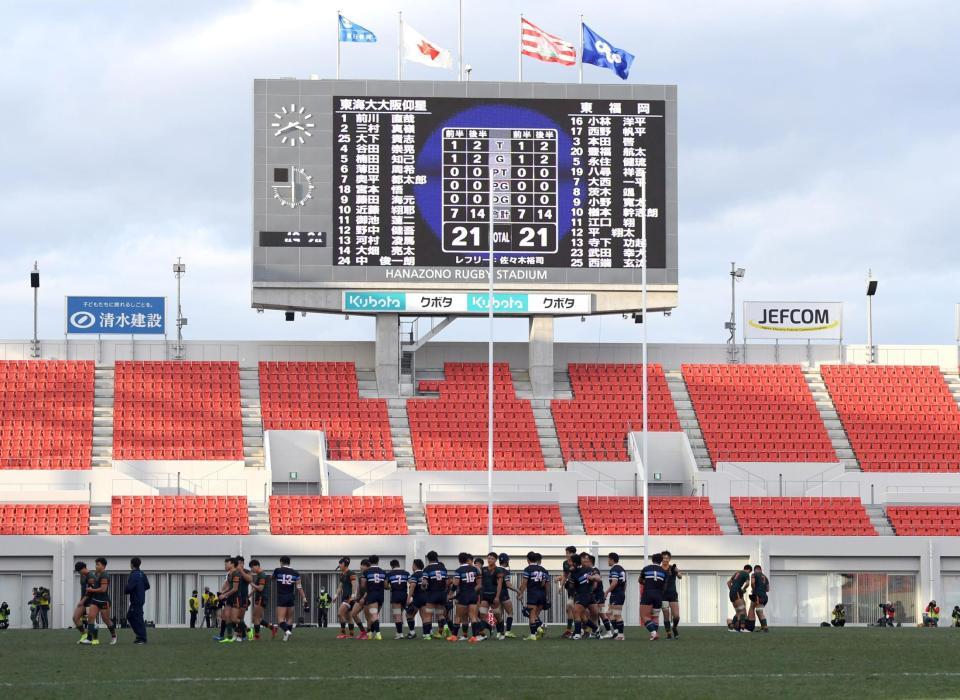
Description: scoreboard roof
252,79,677,316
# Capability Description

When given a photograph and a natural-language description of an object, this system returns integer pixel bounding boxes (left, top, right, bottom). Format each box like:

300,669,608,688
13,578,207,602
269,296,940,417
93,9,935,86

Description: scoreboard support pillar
528,315,555,399
376,314,401,398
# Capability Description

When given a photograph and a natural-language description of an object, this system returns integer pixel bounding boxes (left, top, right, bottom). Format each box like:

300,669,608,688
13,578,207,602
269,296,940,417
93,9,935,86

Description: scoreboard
252,80,678,316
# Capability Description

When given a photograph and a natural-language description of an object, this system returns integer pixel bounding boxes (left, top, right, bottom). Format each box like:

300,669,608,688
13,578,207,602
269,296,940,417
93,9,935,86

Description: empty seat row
425,503,566,535
111,496,248,535
269,495,407,535
0,503,89,534
577,496,722,535
730,497,876,535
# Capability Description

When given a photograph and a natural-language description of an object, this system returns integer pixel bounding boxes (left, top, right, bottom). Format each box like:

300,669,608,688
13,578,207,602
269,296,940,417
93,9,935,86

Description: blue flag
339,14,377,43
581,24,634,80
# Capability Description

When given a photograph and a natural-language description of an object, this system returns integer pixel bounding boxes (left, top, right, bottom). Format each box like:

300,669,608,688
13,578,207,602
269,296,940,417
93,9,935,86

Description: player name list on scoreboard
333,96,666,270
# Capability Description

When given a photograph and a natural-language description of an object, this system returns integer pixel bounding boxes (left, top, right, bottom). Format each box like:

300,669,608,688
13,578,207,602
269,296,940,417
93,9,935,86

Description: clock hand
276,121,301,135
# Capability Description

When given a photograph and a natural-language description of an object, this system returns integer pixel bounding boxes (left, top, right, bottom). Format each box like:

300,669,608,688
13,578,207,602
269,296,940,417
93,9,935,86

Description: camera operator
831,603,845,627
877,601,896,627
0,601,10,629
923,600,940,627
951,605,960,627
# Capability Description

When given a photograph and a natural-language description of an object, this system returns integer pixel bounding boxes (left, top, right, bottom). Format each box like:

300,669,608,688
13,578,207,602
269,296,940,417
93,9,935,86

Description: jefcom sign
743,302,842,340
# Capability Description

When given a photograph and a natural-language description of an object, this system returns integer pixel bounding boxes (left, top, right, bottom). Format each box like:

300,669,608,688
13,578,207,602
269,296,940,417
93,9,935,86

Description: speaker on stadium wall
284,311,295,322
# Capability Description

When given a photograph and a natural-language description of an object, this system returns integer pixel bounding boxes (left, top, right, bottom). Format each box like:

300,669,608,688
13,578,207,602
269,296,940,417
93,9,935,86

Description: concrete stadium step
803,368,860,471
664,370,713,470
89,505,111,536
247,502,270,535
388,399,415,469
553,370,573,399
864,504,896,536
532,404,563,470
357,370,379,398
404,503,428,535
92,366,115,467
711,502,741,535
944,372,960,411
559,503,585,536
240,367,264,469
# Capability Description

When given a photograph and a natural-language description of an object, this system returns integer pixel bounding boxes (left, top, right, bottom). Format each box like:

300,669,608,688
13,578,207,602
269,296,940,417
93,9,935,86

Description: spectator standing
124,557,150,644
188,591,200,628
317,588,332,627
28,588,39,629
202,588,217,628
38,588,50,629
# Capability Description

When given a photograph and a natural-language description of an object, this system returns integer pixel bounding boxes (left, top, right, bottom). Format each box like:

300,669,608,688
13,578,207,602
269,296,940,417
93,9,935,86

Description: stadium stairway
553,369,573,399
711,502,741,535
240,367,264,469
388,399,415,469
802,368,860,470
247,501,269,534
559,502,586,535
664,370,712,470
864,504,895,536
357,369,380,398
945,371,960,410
91,366,114,468
89,504,110,535
532,399,565,470
404,502,428,535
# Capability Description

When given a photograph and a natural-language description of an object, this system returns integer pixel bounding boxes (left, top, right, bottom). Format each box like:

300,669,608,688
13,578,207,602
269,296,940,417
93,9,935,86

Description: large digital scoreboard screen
252,80,678,316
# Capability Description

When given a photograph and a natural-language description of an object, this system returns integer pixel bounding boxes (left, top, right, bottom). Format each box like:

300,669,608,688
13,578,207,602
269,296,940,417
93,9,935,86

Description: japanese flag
402,22,452,69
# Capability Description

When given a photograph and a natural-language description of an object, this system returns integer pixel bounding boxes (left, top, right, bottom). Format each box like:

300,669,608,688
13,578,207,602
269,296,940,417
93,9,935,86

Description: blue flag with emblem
339,14,377,43
581,23,634,80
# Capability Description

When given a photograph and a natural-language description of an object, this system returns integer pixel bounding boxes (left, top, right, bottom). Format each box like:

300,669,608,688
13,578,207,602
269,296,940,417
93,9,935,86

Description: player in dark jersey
639,552,668,641
447,552,482,643
569,553,601,640
480,552,508,640
561,545,578,637
72,561,91,643
406,559,426,639
419,551,448,640
583,553,605,639
359,555,387,641
217,557,245,643
749,564,771,632
728,564,752,632
79,557,117,646
497,553,517,638
236,556,253,641
273,555,307,641
249,559,277,640
517,551,550,640
661,550,682,639
604,552,627,641
386,559,411,640
214,557,234,641
335,557,359,639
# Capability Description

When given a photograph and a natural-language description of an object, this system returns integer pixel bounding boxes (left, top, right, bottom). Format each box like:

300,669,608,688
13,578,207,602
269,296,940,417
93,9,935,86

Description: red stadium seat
730,497,876,535
551,364,680,464
682,364,835,467
259,362,393,461
0,361,94,470
113,362,243,461
408,363,544,471
425,503,565,535
110,496,249,535
577,496,721,535
821,365,960,472
269,496,407,535
887,505,960,535
0,503,89,534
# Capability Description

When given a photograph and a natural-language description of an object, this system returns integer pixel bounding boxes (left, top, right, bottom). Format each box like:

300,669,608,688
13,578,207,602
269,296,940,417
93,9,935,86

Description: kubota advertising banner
743,301,843,340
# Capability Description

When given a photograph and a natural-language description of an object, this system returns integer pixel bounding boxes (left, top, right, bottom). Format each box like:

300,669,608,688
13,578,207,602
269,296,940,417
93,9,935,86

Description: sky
1,0,958,346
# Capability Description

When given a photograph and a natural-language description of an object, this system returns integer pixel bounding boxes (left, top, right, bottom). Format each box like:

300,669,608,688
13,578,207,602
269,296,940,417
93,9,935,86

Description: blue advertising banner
66,296,165,334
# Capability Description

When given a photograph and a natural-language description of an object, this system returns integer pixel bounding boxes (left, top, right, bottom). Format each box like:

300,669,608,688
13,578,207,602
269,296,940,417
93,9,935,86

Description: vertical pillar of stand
528,316,554,399
375,313,401,398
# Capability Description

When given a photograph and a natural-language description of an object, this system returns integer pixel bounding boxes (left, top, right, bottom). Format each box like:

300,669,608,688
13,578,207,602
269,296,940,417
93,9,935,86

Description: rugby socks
220,620,227,637
406,617,415,632
566,618,573,631
506,616,513,632
87,622,98,640
348,622,355,634
672,617,679,633
358,622,366,634
255,623,261,636
395,621,404,634
371,620,380,635
471,621,481,638
585,619,597,633
107,624,116,639
574,620,582,636
530,621,538,635
739,614,748,629
602,618,612,632
496,619,505,635
645,620,658,633
759,617,768,629
423,621,432,636
616,620,625,635
225,622,234,638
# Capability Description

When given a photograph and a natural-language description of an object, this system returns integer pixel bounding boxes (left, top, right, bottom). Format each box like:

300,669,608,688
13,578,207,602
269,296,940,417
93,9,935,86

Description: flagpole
458,0,463,81
518,14,523,82
336,9,341,80
397,11,403,81
578,15,583,84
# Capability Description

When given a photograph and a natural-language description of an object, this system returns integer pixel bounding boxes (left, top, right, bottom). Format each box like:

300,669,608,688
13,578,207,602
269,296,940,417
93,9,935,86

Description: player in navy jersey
517,551,550,640
497,553,517,638
584,553,605,639
480,552,508,640
448,552,483,642
406,559,426,639
359,556,387,641
386,559,411,640
419,551,448,640
604,552,627,641
661,550,682,639
639,552,668,641
569,553,601,640
273,555,307,642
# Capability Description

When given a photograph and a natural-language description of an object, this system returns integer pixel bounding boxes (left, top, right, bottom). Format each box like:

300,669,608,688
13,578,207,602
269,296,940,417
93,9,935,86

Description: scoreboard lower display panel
253,80,678,315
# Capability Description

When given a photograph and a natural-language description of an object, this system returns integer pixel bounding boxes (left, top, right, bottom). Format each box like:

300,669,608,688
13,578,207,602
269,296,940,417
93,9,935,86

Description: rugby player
79,557,117,646
749,564,770,632
639,552,667,641
448,552,482,642
480,552,507,640
727,564,752,632
249,559,277,640
335,557,359,639
517,551,550,640
584,553,605,639
72,561,91,643
405,558,426,638
603,552,626,641
235,556,253,640
419,550,448,640
359,555,387,640
661,550,682,639
561,545,578,637
273,555,307,642
386,559,411,639
568,553,601,640
497,553,517,638
216,557,244,642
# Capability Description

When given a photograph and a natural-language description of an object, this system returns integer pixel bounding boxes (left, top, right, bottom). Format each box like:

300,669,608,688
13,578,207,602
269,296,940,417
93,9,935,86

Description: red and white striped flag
520,17,577,66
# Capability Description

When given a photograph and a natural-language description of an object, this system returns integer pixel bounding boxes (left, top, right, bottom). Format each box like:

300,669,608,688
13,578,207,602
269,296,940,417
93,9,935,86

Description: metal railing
111,477,249,497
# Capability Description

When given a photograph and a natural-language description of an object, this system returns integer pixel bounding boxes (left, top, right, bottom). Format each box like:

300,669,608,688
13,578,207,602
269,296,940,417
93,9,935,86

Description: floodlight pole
30,261,40,359
866,269,876,364
727,262,743,364
173,258,185,360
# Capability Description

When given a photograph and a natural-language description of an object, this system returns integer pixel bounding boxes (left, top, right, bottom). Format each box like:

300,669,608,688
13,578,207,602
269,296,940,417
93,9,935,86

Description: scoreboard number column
442,130,490,253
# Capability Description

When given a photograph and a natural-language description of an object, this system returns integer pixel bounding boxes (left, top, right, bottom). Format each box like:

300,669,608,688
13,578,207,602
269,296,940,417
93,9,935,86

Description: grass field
2,625,960,698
